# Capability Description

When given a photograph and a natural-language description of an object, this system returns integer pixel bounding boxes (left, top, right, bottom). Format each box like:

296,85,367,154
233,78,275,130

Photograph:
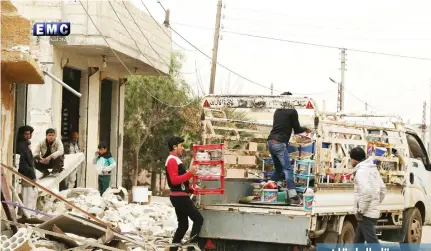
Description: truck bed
199,203,311,246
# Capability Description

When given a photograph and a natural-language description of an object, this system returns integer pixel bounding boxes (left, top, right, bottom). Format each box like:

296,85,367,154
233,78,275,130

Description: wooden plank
1,163,108,227
1,168,18,233
212,126,261,133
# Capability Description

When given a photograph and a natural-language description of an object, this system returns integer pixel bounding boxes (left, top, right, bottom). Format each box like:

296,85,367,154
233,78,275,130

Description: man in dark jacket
16,126,38,216
267,92,311,205
165,136,201,251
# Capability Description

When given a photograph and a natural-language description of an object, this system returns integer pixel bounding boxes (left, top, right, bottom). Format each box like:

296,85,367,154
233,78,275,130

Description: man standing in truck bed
267,92,311,205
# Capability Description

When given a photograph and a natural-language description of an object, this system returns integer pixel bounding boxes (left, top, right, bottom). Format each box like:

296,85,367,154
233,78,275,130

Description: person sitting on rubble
267,91,311,205
93,142,116,195
33,128,65,178
16,125,38,216
165,136,202,251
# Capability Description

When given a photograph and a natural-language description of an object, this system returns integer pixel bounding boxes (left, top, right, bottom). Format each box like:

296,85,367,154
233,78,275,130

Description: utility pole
209,0,223,94
270,83,273,95
337,48,346,112
365,102,368,111
422,101,427,142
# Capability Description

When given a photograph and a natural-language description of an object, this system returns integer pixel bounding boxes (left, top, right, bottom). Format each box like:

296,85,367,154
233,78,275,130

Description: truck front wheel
339,220,355,244
403,207,422,243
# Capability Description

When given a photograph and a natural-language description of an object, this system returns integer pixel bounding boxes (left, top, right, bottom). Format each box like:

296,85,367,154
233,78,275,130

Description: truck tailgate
199,203,311,245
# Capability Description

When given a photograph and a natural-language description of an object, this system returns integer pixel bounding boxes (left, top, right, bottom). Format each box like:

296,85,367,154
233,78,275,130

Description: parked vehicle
193,94,430,251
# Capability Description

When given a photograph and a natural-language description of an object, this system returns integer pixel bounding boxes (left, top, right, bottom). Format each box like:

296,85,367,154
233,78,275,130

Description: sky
132,0,431,124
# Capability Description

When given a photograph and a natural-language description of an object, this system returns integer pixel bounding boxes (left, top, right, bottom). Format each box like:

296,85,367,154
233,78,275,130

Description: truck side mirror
409,173,414,184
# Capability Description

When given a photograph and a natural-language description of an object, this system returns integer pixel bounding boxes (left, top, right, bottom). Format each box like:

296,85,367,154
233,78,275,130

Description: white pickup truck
194,94,431,251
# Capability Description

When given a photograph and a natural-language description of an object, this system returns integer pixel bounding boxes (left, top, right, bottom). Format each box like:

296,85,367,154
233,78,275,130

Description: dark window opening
99,79,112,150
61,67,81,142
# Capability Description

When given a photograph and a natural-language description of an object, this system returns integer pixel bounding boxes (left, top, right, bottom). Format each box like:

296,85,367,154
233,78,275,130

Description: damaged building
8,0,172,190
0,1,191,250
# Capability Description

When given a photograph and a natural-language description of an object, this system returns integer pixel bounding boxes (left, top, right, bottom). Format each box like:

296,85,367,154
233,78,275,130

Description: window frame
406,132,431,171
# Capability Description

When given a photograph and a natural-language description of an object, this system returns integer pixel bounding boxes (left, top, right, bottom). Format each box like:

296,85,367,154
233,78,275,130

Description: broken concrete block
224,155,237,164
238,155,256,165
248,142,258,152
226,168,246,178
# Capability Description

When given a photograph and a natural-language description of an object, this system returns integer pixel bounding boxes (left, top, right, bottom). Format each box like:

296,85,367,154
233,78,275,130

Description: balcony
58,0,172,76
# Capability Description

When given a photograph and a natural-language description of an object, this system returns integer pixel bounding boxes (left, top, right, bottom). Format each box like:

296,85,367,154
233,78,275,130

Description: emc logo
32,22,71,36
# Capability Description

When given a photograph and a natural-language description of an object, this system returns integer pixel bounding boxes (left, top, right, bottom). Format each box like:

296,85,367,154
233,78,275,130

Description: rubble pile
2,186,198,250
27,187,192,250
42,187,192,238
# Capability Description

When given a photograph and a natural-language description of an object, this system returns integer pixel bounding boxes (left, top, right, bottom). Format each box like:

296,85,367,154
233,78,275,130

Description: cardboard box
238,155,256,165
224,155,237,164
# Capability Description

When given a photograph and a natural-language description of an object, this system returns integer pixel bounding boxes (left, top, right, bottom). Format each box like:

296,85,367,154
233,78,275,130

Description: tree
123,53,201,191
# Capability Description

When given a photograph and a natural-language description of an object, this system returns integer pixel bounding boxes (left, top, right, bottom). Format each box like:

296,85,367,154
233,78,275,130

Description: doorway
99,79,112,150
61,67,81,141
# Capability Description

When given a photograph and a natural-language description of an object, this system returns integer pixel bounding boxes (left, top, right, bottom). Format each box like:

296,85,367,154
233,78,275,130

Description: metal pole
209,0,222,94
340,48,346,111
43,70,82,98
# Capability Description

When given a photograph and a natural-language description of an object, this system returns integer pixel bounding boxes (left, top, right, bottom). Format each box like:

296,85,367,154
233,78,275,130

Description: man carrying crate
165,136,202,251
267,92,311,205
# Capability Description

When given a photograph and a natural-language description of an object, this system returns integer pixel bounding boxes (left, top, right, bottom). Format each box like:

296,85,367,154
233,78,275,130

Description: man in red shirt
166,136,202,251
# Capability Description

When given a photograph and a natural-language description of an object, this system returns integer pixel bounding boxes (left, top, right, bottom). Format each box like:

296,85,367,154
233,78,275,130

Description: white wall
63,1,171,74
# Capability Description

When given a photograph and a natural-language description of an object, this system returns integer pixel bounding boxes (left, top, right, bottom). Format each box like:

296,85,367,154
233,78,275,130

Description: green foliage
123,52,202,189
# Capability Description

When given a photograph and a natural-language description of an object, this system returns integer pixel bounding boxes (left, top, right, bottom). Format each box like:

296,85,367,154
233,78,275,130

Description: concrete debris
16,187,193,250
1,228,32,251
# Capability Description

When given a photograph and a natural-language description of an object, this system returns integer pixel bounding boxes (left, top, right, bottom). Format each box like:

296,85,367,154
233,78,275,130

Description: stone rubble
27,187,194,250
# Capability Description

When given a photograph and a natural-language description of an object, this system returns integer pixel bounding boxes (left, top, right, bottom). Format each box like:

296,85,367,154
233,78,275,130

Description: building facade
10,0,172,189
1,0,45,174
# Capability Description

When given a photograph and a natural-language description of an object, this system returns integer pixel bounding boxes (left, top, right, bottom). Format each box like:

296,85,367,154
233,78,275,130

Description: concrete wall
1,79,15,168
62,1,172,74
27,41,63,146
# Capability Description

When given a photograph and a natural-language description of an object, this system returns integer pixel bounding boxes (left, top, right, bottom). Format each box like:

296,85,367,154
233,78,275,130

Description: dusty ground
422,226,431,242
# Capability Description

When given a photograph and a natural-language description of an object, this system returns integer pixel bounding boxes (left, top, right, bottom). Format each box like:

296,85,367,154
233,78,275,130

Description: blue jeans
268,140,297,198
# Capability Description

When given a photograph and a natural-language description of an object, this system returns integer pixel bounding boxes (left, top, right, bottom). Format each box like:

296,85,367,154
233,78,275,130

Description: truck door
406,133,431,223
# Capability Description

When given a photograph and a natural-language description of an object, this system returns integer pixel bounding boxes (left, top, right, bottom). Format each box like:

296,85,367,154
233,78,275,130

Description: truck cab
193,94,430,250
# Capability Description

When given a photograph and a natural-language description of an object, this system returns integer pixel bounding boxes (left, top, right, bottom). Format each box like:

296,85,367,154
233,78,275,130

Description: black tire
402,207,422,244
338,220,355,244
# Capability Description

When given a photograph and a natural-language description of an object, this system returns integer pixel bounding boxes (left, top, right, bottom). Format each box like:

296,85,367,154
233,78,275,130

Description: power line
78,0,193,108
158,3,329,95
139,0,195,52
171,22,431,61
222,31,431,61
121,1,196,75
121,1,170,67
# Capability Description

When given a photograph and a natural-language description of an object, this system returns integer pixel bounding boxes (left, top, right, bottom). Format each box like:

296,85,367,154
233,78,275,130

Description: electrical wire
171,22,431,61
121,1,171,67
155,2,351,96
140,0,195,52
222,31,431,61
78,0,194,108
121,1,195,76
328,80,383,112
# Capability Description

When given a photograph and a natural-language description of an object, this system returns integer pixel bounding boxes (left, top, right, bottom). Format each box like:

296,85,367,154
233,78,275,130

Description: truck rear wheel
339,220,355,244
402,207,422,244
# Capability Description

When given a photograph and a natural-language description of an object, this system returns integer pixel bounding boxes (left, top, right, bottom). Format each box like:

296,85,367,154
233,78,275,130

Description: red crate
191,144,225,195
